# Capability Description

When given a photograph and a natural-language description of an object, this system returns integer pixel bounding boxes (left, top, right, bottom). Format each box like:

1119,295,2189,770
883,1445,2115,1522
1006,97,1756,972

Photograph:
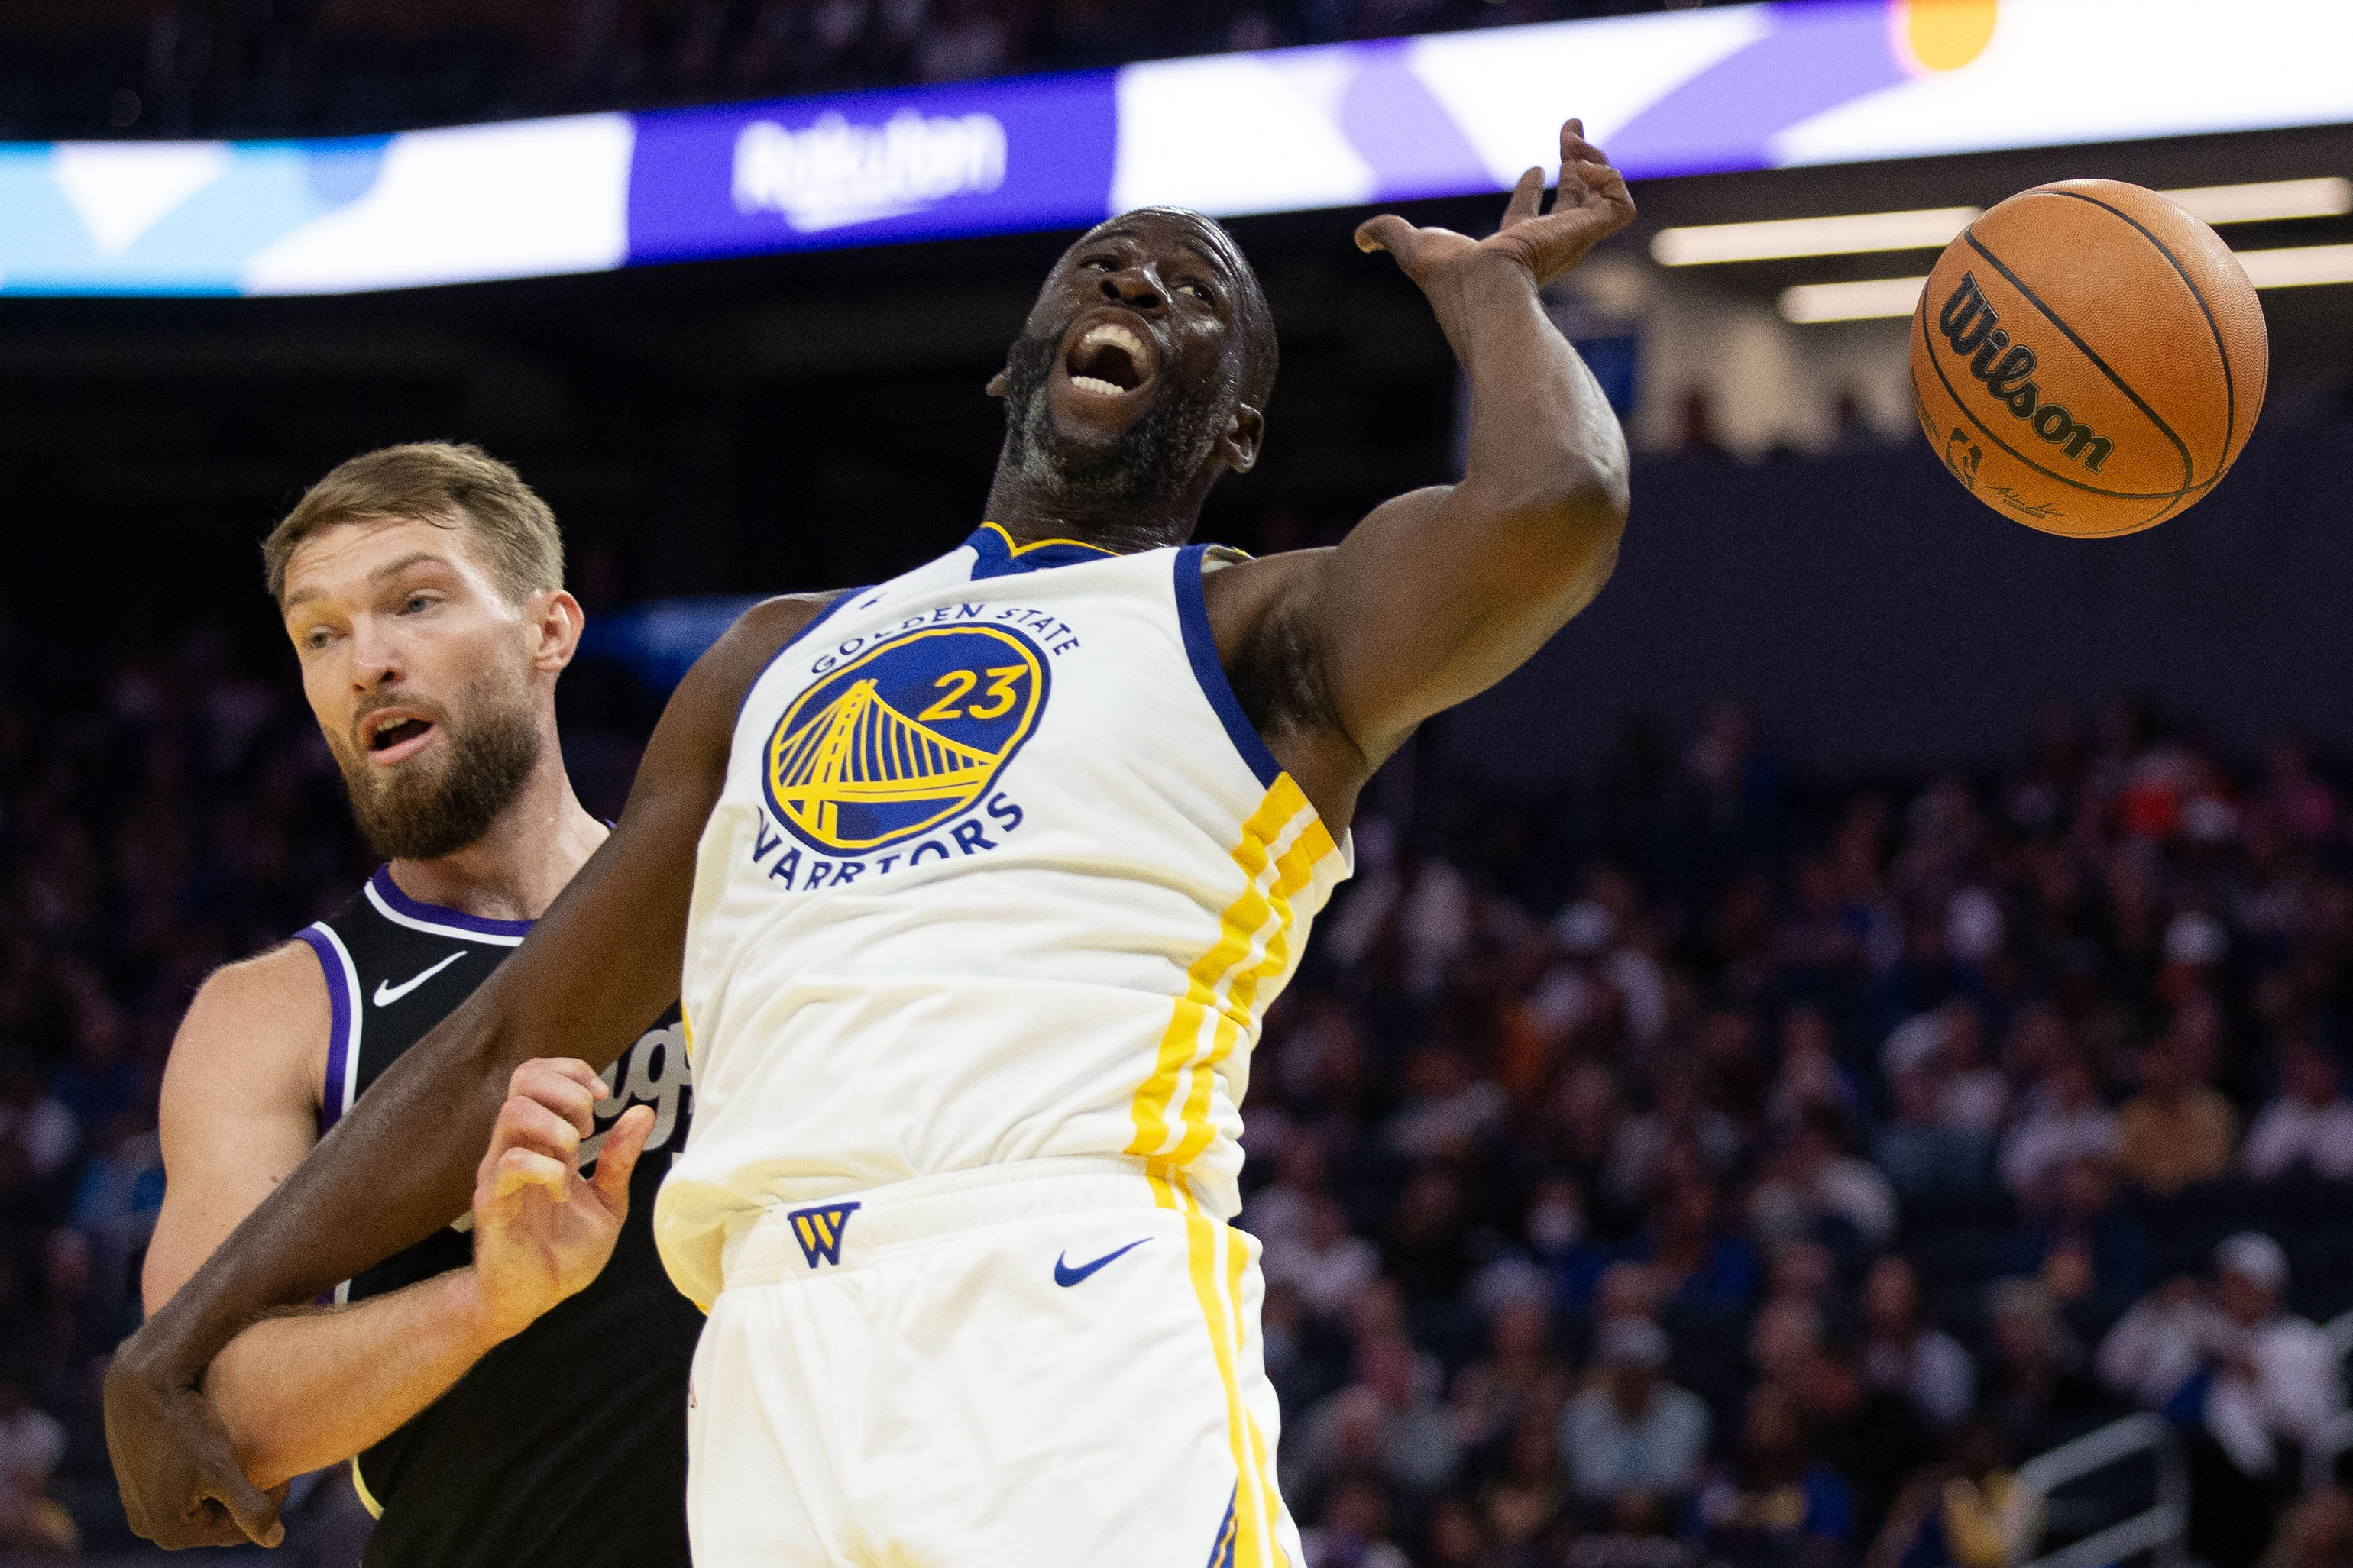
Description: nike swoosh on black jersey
374,949,468,1007
1054,1238,1149,1288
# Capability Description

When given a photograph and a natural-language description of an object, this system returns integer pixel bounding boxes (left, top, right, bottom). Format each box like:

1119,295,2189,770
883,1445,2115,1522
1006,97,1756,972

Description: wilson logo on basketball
1937,273,2114,474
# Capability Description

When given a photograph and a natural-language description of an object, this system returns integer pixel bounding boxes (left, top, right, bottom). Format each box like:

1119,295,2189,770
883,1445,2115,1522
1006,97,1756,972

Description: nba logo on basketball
787,1203,861,1268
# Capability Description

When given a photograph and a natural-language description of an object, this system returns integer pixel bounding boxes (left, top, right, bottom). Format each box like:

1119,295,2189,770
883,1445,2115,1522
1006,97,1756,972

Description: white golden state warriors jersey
655,524,1351,1308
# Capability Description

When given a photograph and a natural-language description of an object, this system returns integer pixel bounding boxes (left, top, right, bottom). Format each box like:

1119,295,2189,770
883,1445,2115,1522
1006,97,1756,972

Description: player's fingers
207,1456,284,1547
1575,147,1629,199
1578,157,1636,223
1353,213,1417,261
494,1146,572,1202
508,1059,604,1136
169,1496,257,1550
1542,154,1636,236
492,1096,584,1165
508,1056,606,1105
1501,166,1545,228
589,1106,655,1214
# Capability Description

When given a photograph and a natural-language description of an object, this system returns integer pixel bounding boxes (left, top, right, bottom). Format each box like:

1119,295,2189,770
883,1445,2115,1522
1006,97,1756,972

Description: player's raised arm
1243,118,1634,781
104,591,830,1550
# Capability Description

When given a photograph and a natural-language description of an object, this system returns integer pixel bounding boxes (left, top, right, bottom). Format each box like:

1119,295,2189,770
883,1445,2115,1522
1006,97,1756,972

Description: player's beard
999,325,1232,530
335,665,542,863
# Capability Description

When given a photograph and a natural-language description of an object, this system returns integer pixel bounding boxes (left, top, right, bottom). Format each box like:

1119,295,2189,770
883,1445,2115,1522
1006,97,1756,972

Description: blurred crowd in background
1244,698,2353,1568
8,571,2353,1564
2,0,1730,141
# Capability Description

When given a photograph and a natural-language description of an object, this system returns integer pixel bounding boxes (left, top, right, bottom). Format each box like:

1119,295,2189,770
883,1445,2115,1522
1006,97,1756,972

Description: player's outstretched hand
104,1342,286,1548
1355,118,1634,293
468,1058,653,1344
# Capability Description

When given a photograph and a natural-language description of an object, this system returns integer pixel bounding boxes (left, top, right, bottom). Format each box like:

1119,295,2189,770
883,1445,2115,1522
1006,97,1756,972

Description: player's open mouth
1062,318,1157,401
361,709,439,766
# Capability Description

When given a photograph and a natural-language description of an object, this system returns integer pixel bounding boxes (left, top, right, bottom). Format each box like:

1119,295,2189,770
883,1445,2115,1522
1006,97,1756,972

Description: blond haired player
111,118,1634,1566
141,445,697,1567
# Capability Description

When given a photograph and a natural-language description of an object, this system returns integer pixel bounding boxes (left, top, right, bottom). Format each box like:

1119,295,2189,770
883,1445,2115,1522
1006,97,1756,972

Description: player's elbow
1557,471,1630,550
1502,464,1628,570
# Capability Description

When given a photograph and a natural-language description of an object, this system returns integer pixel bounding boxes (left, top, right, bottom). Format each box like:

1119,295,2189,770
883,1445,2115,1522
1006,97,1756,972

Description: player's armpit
105,587,840,1550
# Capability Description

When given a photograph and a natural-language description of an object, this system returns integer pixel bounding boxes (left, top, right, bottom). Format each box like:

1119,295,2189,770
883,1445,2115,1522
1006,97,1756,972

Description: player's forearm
125,997,525,1403
132,773,704,1377
1434,254,1629,545
209,1270,503,1490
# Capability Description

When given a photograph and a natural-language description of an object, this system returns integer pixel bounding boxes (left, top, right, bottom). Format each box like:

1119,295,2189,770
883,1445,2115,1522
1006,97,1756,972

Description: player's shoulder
169,939,332,1081
731,590,843,647
189,938,332,1015
675,590,851,717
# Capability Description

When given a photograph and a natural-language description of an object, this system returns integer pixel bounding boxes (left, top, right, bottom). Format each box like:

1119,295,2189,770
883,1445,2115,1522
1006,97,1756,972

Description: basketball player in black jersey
138,444,698,1566
114,116,1636,1550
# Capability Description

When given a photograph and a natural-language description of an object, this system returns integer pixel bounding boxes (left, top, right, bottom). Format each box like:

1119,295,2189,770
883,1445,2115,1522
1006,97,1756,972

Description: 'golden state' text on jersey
655,524,1351,1311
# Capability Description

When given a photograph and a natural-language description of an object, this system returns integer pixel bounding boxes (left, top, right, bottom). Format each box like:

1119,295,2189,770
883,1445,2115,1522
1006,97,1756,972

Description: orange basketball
1910,179,2268,537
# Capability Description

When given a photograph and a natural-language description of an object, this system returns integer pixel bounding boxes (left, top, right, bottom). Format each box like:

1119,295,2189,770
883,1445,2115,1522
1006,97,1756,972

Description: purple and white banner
3,0,2351,295
625,72,1118,267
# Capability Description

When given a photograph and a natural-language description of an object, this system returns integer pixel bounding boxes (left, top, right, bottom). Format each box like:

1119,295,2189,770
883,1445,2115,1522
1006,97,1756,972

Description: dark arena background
8,1,2353,1563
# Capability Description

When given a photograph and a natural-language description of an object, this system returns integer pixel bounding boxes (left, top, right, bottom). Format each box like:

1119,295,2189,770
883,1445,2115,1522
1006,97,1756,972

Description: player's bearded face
335,658,541,862
999,321,1232,509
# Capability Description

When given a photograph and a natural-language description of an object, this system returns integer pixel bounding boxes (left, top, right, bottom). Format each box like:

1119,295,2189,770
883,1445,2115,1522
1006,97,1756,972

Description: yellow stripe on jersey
1150,1171,1288,1568
1126,775,1335,1165
350,1456,385,1520
1224,1205,1287,1555
1169,820,1326,1167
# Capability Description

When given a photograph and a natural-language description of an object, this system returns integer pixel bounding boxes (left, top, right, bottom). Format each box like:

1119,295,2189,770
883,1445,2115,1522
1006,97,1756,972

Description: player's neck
981,467,1207,556
384,746,606,925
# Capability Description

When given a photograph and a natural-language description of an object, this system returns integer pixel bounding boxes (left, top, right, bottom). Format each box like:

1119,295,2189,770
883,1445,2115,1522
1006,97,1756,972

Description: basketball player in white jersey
111,117,1634,1566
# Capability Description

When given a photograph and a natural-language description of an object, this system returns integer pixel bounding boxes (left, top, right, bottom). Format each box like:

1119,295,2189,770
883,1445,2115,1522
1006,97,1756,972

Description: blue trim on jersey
370,866,534,940
1174,545,1281,790
1203,1487,1238,1568
731,589,864,731
967,522,1118,579
296,925,353,1132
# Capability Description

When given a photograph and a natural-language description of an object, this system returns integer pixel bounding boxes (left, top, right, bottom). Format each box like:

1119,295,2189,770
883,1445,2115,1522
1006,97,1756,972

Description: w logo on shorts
787,1202,860,1268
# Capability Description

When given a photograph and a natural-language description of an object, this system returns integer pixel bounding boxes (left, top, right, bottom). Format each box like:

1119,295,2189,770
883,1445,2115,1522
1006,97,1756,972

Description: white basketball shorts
685,1155,1302,1568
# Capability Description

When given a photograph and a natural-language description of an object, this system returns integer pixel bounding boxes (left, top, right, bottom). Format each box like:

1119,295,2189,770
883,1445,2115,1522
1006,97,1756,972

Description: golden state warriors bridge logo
765,623,1048,855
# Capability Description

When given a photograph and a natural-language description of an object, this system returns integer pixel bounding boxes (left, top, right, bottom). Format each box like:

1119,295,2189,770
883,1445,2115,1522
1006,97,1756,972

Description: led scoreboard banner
2,0,2351,296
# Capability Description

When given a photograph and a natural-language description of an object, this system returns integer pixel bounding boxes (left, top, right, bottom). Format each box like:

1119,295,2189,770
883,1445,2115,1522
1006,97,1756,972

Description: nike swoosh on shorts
374,949,468,1007
1054,1238,1149,1288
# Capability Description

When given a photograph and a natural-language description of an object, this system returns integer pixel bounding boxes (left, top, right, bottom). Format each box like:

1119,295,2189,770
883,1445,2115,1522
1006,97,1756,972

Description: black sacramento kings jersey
295,865,698,1568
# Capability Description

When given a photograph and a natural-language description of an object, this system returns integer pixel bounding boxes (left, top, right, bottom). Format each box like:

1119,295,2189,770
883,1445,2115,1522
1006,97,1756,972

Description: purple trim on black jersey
295,924,354,1133
369,865,535,940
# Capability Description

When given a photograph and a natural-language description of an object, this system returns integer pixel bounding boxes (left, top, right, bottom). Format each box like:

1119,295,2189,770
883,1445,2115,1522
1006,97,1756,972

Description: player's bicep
144,950,332,1311
1309,483,1615,761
